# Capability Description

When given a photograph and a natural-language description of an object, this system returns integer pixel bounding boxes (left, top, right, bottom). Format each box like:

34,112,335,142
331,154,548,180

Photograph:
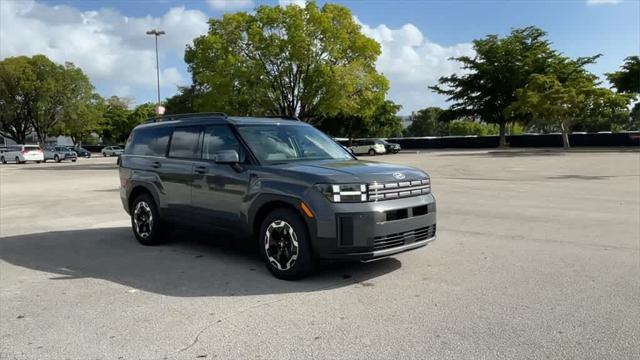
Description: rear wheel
130,194,167,246
259,208,313,280
72,159,77,162
1,156,5,164
54,155,60,163
368,149,375,156
103,152,107,157
15,156,21,164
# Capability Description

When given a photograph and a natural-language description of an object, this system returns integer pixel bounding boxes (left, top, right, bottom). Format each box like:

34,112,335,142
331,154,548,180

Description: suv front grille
373,225,436,251
368,179,430,201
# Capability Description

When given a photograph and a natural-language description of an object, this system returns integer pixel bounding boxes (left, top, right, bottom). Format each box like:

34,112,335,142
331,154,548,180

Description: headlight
314,183,367,203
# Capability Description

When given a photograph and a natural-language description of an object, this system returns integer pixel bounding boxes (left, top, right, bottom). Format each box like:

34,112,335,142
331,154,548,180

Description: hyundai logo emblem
392,172,405,180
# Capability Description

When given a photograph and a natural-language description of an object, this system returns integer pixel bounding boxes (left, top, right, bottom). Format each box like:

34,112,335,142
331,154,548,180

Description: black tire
1,156,5,164
103,152,107,157
130,194,168,246
15,156,21,164
259,208,314,280
54,155,60,163
36,161,41,164
72,159,77,162
368,149,376,156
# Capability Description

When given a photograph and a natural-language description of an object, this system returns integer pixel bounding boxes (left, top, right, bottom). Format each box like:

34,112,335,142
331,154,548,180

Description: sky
1,0,638,115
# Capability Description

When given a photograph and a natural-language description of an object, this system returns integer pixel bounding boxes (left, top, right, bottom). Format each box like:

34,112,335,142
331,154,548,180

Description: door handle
151,161,161,169
194,166,207,174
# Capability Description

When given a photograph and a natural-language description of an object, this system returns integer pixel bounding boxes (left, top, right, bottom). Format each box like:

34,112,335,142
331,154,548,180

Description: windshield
237,124,353,163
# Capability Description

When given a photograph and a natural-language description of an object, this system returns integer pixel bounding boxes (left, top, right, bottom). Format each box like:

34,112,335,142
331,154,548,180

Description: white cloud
357,19,475,114
586,0,622,5
279,0,307,7
0,1,209,104
207,0,254,11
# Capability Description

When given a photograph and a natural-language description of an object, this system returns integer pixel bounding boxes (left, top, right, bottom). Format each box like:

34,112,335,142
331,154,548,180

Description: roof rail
145,112,228,123
263,115,301,121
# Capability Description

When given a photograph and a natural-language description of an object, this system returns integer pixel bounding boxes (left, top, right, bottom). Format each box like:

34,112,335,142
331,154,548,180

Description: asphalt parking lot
1,150,638,359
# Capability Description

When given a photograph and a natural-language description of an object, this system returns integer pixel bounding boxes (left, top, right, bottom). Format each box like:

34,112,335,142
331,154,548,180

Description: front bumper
309,193,436,261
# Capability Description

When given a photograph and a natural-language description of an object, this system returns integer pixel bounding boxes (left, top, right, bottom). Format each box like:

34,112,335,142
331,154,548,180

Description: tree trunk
498,122,507,148
560,121,570,149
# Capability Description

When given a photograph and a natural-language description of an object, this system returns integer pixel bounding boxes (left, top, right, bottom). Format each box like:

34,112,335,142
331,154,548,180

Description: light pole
146,29,165,114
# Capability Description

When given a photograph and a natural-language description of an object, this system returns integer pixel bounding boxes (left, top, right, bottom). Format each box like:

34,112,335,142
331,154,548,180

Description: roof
137,112,304,129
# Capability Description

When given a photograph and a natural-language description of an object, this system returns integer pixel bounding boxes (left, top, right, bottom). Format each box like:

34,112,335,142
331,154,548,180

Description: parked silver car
44,146,77,162
102,146,124,157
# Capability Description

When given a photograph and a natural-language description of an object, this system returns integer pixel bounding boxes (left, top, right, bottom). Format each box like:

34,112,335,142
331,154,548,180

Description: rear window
168,127,201,159
25,146,40,151
128,127,172,156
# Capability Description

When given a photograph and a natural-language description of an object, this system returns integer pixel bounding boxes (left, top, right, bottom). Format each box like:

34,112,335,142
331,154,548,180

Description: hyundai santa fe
119,113,436,279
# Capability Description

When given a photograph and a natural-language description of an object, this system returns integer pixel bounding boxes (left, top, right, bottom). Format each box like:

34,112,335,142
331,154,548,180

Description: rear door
161,126,203,223
191,125,251,232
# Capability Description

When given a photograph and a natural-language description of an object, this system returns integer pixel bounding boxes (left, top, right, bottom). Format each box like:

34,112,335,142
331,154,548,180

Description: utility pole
146,29,165,114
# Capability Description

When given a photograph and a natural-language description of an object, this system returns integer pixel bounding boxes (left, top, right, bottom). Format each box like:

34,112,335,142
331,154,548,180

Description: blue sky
3,0,639,114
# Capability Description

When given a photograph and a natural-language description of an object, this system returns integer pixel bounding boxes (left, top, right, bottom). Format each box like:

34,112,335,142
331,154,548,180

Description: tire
368,149,375,156
72,159,77,162
54,155,60,163
103,152,107,157
1,156,5,164
15,156,21,164
36,161,41,164
259,208,313,280
130,194,168,246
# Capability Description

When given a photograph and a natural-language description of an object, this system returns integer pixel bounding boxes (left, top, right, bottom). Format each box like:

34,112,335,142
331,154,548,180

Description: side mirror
215,150,239,164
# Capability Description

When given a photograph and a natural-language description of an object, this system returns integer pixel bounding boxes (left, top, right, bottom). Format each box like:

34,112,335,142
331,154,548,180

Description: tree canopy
606,56,640,94
430,26,559,147
185,2,388,122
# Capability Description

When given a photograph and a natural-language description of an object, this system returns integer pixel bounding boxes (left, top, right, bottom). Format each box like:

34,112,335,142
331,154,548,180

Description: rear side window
169,127,201,159
129,127,172,156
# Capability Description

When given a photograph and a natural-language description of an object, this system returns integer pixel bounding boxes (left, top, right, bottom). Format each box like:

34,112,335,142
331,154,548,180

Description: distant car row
336,138,401,156
0,145,121,164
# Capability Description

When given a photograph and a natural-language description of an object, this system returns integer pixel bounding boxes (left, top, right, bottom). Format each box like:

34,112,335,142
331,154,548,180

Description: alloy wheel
264,220,299,271
133,201,154,239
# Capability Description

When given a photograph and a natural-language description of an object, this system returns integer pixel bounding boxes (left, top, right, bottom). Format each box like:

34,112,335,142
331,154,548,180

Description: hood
265,159,427,184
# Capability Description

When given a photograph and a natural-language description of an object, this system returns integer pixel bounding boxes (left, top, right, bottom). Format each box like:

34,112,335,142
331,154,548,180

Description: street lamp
146,29,165,114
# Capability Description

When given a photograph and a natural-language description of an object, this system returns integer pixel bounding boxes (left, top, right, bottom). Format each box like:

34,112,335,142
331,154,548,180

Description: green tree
606,56,640,94
318,100,402,140
508,57,633,148
430,27,559,147
101,96,132,144
404,107,448,137
55,93,104,145
185,2,388,121
165,85,201,115
0,55,96,145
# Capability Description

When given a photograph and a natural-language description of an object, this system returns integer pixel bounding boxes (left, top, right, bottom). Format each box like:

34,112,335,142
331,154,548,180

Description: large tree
508,57,633,148
430,27,559,147
404,107,448,137
0,55,95,145
185,2,388,122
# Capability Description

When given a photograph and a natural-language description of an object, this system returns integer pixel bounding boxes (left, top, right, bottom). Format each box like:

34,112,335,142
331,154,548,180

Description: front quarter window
237,124,353,164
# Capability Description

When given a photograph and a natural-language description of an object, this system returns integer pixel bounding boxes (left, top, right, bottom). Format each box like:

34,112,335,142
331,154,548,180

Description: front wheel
1,157,5,164
368,149,376,156
15,157,21,164
102,152,107,157
130,194,169,245
54,155,60,163
259,208,314,280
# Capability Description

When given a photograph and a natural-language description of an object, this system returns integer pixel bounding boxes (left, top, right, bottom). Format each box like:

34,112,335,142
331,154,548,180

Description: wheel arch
128,184,160,213
249,196,314,243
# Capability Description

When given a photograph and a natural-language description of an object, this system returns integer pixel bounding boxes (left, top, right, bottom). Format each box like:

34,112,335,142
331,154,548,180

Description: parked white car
0,145,44,164
102,146,124,157
350,139,386,155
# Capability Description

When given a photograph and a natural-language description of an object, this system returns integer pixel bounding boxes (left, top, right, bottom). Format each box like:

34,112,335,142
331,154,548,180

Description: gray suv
119,113,436,279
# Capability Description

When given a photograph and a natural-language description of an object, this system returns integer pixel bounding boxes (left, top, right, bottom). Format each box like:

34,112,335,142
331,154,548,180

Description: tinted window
129,127,172,156
169,127,201,159
202,125,243,161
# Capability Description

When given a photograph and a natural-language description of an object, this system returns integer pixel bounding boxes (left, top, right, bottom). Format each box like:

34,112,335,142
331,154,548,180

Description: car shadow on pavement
0,227,401,297
19,163,117,171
